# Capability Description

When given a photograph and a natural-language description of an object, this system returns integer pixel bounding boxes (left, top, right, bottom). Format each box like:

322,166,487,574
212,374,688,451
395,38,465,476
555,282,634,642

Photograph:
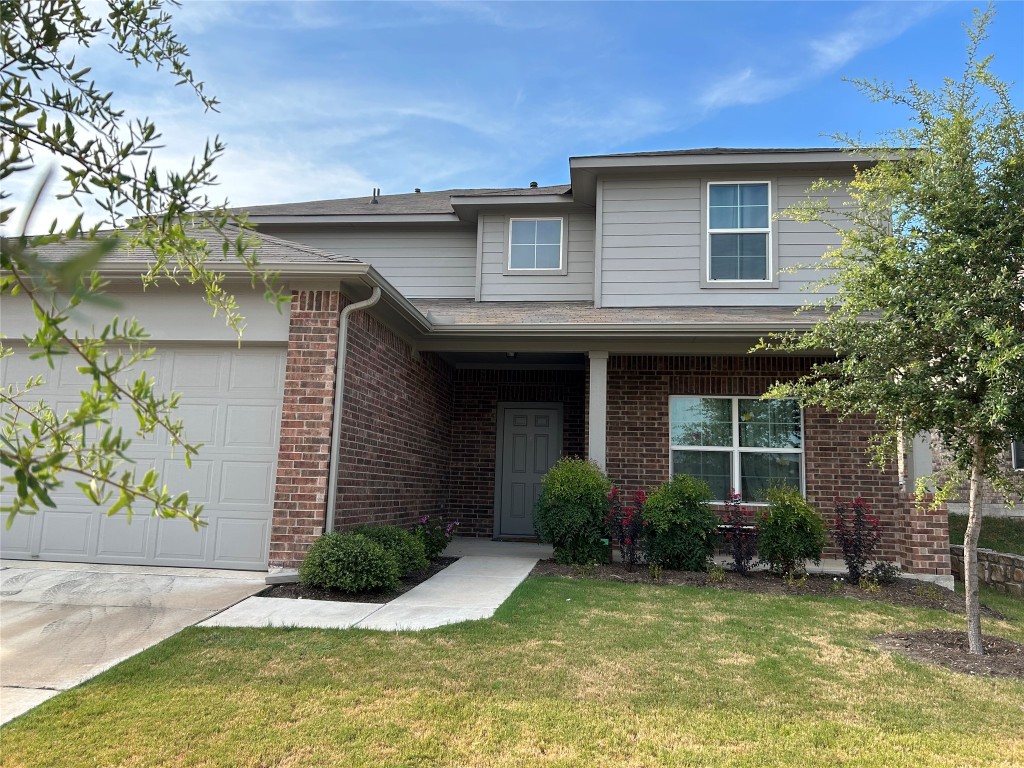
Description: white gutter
324,286,382,533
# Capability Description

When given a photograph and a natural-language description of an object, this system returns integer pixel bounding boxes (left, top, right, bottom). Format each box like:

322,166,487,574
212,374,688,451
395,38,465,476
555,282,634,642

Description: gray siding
599,175,848,307
261,224,477,299
479,213,594,301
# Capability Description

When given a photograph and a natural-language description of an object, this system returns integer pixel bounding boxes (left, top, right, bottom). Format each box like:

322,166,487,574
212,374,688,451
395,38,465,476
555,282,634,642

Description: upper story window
670,395,803,502
509,217,563,271
1013,439,1023,471
707,182,771,281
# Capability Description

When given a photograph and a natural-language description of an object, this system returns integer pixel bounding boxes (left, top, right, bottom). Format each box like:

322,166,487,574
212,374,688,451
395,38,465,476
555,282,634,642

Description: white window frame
668,395,805,502
506,216,566,274
1012,439,1023,471
706,181,772,283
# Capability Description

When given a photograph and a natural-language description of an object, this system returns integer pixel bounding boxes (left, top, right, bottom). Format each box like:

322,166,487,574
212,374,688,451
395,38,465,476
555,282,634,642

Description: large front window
707,182,770,281
669,396,803,501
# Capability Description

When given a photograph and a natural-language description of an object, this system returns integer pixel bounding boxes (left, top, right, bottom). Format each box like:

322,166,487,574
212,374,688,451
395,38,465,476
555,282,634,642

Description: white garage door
1,345,285,570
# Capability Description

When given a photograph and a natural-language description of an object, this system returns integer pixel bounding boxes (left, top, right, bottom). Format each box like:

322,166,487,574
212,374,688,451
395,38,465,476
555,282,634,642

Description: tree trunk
964,435,985,655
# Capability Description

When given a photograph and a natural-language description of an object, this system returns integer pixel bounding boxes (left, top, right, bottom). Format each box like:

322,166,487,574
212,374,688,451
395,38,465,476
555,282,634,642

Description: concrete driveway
0,561,265,725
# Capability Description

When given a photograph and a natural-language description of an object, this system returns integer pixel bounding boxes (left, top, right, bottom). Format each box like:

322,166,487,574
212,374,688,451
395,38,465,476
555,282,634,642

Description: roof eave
568,150,881,205
245,213,462,225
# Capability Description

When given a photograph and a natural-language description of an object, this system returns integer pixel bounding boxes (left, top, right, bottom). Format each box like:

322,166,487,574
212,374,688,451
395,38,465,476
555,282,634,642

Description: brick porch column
269,289,342,568
898,492,951,577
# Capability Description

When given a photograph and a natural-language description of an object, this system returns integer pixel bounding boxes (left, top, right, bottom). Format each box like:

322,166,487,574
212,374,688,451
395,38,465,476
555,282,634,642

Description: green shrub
758,486,826,577
534,457,612,565
642,474,721,571
353,524,429,575
298,532,401,593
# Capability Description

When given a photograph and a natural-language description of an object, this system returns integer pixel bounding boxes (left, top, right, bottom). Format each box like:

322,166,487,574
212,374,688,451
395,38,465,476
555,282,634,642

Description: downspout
324,286,381,533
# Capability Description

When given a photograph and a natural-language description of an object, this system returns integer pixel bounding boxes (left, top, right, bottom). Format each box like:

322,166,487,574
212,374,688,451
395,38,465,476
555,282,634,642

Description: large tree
1,1,277,528
760,5,1024,654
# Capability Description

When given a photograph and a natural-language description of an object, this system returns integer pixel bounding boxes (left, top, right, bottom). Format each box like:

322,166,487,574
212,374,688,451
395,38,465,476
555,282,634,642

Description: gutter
324,286,382,534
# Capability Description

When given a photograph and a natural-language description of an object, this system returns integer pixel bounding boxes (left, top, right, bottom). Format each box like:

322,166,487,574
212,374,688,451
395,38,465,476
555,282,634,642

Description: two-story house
0,148,953,580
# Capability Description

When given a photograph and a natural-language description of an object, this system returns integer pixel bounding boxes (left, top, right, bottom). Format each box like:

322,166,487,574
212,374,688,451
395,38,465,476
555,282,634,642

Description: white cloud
698,2,940,114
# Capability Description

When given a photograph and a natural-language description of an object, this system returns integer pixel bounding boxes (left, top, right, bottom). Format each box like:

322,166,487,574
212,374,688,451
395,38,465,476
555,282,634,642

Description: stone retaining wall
950,545,1024,598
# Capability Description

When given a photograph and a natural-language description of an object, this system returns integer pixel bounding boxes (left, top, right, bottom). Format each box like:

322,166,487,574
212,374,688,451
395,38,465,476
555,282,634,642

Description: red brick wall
333,303,454,530
605,354,911,564
450,369,586,536
270,289,341,568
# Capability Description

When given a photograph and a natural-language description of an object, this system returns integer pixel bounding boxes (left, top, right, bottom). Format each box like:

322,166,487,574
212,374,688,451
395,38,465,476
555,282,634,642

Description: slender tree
1,0,279,527
759,5,1024,654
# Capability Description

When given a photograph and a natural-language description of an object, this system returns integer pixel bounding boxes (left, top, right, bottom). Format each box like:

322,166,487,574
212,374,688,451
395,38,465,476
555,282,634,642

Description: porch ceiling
438,351,586,369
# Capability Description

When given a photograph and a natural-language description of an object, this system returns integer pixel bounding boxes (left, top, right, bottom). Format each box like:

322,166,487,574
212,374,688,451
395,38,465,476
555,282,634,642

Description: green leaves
1,1,279,526
758,4,1023,499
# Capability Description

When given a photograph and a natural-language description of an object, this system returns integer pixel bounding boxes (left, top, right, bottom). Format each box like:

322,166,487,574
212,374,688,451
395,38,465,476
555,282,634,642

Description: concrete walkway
0,561,264,725
201,554,539,631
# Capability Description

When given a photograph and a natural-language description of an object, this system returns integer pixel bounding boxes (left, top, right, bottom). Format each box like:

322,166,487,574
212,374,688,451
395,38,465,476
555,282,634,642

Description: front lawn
2,578,1021,767
948,513,1024,556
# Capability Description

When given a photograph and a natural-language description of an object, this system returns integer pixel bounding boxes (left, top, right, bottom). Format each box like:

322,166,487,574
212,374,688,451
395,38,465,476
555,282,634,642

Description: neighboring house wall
449,369,586,536
478,212,595,301
333,309,455,530
260,224,478,299
598,174,849,307
602,354,949,576
933,445,1024,518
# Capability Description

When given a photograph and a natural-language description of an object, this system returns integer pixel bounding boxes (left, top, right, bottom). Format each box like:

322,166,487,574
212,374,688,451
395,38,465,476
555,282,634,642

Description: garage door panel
162,458,215,503
2,344,285,570
96,514,151,559
229,351,284,396
170,352,223,394
174,404,220,445
225,404,278,448
213,517,269,566
153,517,208,562
0,514,36,555
218,461,274,506
38,511,94,557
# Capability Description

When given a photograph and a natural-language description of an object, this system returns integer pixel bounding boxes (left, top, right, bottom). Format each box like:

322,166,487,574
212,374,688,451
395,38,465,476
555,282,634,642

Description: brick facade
604,354,947,573
333,308,454,530
269,289,342,568
450,369,586,536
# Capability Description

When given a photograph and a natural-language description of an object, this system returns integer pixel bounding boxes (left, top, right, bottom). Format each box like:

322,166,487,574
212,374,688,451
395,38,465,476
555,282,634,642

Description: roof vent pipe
529,181,538,188
324,286,382,534
371,187,379,203
414,188,421,193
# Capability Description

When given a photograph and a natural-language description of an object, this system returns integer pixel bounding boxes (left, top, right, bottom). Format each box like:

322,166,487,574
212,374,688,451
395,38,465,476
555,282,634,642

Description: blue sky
17,1,1024,228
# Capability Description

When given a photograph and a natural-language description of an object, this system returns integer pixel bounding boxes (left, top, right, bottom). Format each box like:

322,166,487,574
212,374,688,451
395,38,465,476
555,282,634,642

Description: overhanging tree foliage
759,5,1024,654
1,0,279,528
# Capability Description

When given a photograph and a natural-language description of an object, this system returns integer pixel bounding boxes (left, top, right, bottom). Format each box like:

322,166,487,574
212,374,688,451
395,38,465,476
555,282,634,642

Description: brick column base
269,289,341,568
898,492,951,576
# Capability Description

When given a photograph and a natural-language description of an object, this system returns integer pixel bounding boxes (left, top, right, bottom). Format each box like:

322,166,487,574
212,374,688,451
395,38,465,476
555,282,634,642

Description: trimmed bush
758,486,826,577
353,524,429,576
298,532,401,593
534,457,612,565
643,474,720,572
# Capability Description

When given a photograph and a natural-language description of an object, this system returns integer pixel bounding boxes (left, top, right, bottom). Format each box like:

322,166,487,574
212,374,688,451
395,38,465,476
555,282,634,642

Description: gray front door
495,404,562,537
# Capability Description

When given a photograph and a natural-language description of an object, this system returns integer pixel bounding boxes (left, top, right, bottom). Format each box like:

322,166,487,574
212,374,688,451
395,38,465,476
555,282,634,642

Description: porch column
588,351,608,470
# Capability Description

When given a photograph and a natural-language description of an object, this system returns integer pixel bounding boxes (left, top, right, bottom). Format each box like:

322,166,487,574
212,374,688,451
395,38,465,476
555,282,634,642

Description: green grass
948,513,1024,556
2,578,1022,768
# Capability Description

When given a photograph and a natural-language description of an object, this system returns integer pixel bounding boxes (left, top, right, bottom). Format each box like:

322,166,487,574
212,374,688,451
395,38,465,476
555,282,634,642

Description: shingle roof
410,299,822,328
241,185,572,217
22,223,361,266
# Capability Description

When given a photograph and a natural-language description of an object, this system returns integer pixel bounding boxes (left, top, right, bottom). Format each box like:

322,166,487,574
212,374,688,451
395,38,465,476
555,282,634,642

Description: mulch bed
532,560,1023,679
529,560,1005,618
873,630,1024,679
260,557,459,604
